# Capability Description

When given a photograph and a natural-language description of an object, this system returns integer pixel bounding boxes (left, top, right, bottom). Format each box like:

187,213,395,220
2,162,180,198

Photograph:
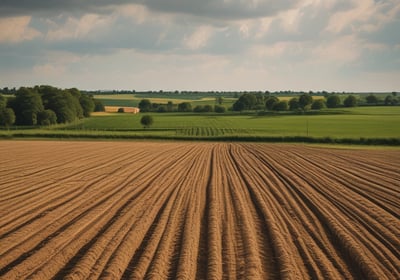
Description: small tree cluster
194,105,213,113
366,94,379,105
6,85,96,126
384,95,399,106
138,99,178,113
326,95,341,108
232,93,265,111
344,95,357,107
178,102,192,112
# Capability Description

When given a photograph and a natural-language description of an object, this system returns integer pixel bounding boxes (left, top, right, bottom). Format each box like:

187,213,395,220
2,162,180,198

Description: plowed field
0,141,399,279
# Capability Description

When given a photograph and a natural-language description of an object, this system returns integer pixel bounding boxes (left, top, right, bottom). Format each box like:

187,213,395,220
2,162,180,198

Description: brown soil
0,141,399,279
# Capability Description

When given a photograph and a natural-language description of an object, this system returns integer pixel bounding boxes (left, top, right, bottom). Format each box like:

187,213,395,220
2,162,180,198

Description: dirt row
0,141,399,279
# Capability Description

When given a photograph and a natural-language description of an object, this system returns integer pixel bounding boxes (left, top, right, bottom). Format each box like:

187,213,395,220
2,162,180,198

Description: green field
1,106,399,144
69,107,399,138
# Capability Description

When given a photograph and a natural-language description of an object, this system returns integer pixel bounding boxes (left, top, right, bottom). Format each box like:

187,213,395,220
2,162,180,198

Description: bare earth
0,141,399,279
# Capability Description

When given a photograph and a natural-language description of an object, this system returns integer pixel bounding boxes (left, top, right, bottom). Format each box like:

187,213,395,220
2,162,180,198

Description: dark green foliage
11,87,44,125
214,105,226,113
43,91,79,123
344,95,357,107
36,85,85,123
194,105,204,113
384,95,398,106
366,94,379,105
203,105,213,112
232,100,245,111
94,100,105,112
265,96,279,111
79,94,95,117
138,99,152,112
140,115,154,128
194,105,214,113
288,98,300,111
157,106,167,113
178,102,192,112
232,93,257,111
299,94,313,110
0,108,16,127
311,99,326,110
326,95,341,108
273,101,288,111
37,109,57,125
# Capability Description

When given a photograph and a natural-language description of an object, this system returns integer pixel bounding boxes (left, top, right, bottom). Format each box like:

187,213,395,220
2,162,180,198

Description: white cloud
0,16,41,43
279,8,302,33
46,14,112,41
116,4,149,24
183,25,214,50
1,0,399,91
312,35,361,64
326,0,400,34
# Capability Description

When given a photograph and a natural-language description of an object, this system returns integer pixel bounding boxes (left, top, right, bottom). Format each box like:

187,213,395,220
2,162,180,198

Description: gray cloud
139,0,299,20
0,0,299,20
0,0,127,17
1,0,399,91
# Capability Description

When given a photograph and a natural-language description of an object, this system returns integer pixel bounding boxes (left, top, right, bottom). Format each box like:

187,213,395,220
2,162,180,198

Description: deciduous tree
140,115,154,128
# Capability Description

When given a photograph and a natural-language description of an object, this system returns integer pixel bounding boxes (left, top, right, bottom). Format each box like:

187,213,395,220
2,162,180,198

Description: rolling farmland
0,141,399,279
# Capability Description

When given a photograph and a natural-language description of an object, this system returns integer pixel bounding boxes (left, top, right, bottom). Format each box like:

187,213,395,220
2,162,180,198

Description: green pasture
64,106,400,139
1,106,399,144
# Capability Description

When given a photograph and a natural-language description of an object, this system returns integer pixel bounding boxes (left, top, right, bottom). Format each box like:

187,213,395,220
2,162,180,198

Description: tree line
232,92,398,112
0,85,104,127
137,99,226,113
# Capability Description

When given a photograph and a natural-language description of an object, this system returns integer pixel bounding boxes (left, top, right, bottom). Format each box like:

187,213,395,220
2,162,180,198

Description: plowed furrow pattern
0,141,399,279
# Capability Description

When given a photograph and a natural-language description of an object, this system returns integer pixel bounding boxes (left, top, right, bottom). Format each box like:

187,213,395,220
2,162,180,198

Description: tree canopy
140,115,154,128
138,99,152,112
232,93,259,111
178,102,192,112
298,94,313,110
326,95,341,108
7,85,95,126
344,95,358,107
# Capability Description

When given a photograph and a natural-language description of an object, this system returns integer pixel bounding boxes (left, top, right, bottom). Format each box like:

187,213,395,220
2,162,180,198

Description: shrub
265,96,279,111
326,95,341,108
289,98,300,111
193,105,204,113
311,99,326,110
299,94,313,110
37,109,57,125
157,106,167,113
344,95,357,107
214,105,226,113
273,101,288,111
178,102,192,112
366,94,379,105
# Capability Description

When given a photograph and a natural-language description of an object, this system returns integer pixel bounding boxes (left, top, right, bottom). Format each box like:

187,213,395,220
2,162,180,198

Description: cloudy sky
0,0,399,91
